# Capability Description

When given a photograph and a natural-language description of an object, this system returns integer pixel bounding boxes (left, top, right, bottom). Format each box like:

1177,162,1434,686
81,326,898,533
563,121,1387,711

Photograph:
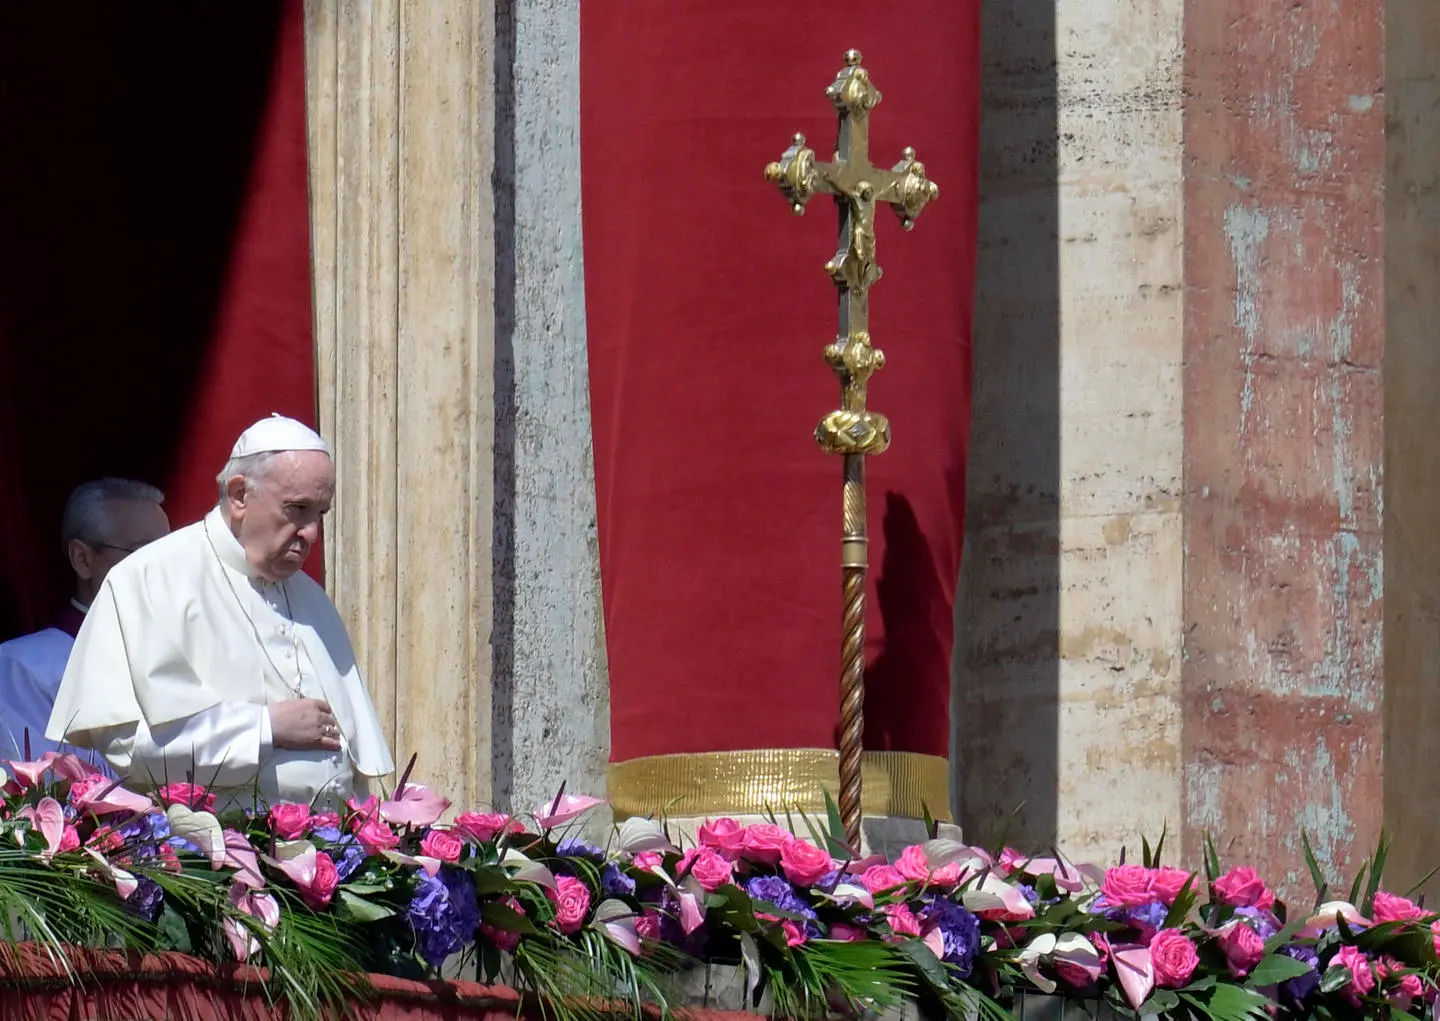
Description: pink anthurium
221,829,265,888
72,778,154,817
382,848,443,877
1012,855,1087,894
222,883,281,962
41,751,90,782
379,783,451,827
18,797,65,856
961,872,1037,921
534,793,605,830
677,876,708,935
1112,943,1156,1009
6,758,52,790
593,899,641,955
1300,901,1370,938
921,926,947,960
1019,933,1104,993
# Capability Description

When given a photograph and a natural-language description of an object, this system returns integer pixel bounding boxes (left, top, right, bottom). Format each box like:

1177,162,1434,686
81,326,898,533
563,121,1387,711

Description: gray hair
216,451,279,501
61,478,165,553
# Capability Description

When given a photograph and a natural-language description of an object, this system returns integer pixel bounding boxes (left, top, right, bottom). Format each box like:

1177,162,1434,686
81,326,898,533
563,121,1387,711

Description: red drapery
582,2,980,764
0,1,317,641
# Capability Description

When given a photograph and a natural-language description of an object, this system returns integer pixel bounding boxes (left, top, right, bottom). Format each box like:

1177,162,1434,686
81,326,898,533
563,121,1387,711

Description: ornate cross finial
764,50,938,852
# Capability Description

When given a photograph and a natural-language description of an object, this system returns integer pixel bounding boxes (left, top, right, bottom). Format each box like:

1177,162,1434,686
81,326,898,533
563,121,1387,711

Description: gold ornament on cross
764,49,938,852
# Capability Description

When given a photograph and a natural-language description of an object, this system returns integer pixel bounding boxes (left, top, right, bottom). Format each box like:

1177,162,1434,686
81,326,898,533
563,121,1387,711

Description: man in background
0,478,169,760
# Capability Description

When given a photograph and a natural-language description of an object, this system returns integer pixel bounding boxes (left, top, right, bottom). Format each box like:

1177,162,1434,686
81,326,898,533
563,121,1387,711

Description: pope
47,414,394,807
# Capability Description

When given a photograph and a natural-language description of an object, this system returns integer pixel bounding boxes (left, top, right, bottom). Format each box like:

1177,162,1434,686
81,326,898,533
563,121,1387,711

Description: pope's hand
269,698,343,751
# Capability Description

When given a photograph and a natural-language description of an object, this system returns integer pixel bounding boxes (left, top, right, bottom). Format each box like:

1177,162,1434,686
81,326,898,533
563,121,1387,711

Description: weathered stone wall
1181,0,1385,886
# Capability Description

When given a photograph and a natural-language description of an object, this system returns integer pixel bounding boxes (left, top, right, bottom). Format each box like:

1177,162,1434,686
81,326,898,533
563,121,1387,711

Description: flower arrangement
2,750,1437,1021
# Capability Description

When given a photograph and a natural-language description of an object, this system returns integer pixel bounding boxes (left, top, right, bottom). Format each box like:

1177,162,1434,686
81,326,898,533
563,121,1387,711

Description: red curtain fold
582,2,981,763
0,1,317,640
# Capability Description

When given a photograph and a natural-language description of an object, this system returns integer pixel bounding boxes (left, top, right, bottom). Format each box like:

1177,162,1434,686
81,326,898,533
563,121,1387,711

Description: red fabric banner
582,2,981,762
0,2,317,640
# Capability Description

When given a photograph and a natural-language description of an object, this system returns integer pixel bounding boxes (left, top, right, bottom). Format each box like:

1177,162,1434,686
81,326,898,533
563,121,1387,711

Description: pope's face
227,450,335,581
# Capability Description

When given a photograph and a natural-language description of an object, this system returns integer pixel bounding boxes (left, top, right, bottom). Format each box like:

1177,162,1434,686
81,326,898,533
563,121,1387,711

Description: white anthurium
1300,900,1368,938
740,933,762,1003
592,899,641,955
166,803,226,868
615,817,675,855
815,881,875,911
922,839,992,873
82,847,140,900
961,871,1036,920
1018,932,1104,994
502,847,557,889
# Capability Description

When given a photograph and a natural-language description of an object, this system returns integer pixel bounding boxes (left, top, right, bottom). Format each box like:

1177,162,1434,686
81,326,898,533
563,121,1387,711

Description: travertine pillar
305,1,497,809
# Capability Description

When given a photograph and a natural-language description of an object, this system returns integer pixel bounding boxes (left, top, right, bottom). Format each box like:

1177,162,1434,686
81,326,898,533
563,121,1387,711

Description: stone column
304,0,498,809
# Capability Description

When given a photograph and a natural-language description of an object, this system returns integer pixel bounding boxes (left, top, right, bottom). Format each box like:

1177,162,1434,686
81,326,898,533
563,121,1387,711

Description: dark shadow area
0,5,286,639
490,0,519,811
867,493,952,758
952,0,1062,848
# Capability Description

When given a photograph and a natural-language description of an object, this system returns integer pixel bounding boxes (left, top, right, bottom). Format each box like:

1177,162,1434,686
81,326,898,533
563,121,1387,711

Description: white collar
204,507,263,580
70,597,89,615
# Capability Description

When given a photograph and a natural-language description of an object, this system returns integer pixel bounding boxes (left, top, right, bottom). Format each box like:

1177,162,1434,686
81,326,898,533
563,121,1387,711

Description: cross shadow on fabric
952,0,1062,849
0,5,285,639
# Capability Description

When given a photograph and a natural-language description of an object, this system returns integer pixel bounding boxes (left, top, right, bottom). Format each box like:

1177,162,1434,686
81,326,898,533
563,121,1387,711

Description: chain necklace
204,517,307,699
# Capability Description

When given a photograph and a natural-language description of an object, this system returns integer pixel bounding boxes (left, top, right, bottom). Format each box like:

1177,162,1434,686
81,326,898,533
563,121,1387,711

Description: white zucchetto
229,413,332,459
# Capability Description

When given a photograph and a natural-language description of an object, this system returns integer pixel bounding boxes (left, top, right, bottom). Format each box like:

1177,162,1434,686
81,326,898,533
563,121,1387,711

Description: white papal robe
46,508,393,808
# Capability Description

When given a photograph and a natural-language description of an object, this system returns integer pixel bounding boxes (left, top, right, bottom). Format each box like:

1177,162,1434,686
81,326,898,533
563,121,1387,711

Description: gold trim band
606,749,952,823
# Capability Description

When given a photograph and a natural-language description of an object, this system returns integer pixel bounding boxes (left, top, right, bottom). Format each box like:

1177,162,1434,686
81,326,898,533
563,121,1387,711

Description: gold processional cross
765,50,938,852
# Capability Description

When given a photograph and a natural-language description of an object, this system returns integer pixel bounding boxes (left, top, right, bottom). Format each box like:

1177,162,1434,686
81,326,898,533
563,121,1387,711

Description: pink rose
57,825,80,854
420,828,465,863
1151,866,1192,905
829,924,866,942
1218,921,1266,977
268,802,313,840
882,903,922,939
698,817,746,860
1056,960,1098,990
635,908,663,942
741,824,791,865
1102,864,1156,907
453,812,520,844
87,825,122,852
633,851,664,870
1372,890,1427,924
1431,920,1440,957
1213,866,1274,910
861,865,907,893
311,811,340,829
1150,928,1200,987
355,816,400,854
780,838,834,888
895,844,962,888
301,852,339,910
1334,945,1375,1006
548,875,592,934
481,896,525,952
157,782,215,813
67,772,108,805
679,847,734,892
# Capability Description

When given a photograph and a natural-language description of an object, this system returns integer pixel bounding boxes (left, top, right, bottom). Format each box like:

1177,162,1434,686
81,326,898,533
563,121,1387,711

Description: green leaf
1152,822,1168,868
1348,858,1368,907
334,889,396,923
342,878,392,896
1262,919,1305,954
1319,964,1353,994
1142,835,1154,869
157,903,192,954
1301,831,1330,908
1362,829,1389,914
822,789,853,859
1138,988,1181,1014
1205,832,1222,884
1244,953,1316,987
1202,984,1272,1021
480,900,540,935
1163,873,1199,929
894,936,952,993
465,865,515,896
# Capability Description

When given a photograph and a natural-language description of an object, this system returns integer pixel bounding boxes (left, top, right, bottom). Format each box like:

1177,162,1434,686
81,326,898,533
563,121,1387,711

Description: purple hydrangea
601,862,636,897
556,838,605,861
1234,905,1280,939
745,876,817,921
407,867,481,969
313,825,366,881
1121,901,1170,942
1020,884,1041,906
124,876,165,924
1278,945,1321,1006
920,897,982,977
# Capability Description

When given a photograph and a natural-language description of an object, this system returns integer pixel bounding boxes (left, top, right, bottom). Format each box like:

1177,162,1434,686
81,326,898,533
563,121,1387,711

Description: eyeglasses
89,541,148,555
